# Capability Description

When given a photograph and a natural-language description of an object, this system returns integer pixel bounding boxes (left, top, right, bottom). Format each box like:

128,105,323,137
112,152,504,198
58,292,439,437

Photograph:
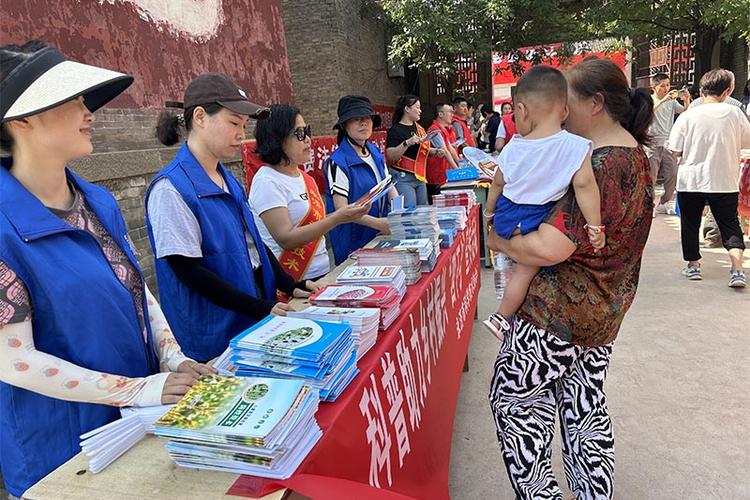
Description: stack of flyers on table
436,206,467,248
336,264,407,297
387,207,440,241
373,239,438,273
79,405,172,473
432,190,477,209
153,374,321,479
309,285,401,330
228,316,358,402
288,306,379,360
351,247,422,285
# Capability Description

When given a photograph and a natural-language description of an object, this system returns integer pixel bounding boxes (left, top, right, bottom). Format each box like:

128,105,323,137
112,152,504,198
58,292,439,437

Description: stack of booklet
387,207,441,243
288,306,380,360
432,190,477,209
351,247,422,285
309,285,401,330
229,316,359,402
436,206,467,248
336,264,407,297
80,405,172,473
373,239,438,273
153,375,321,479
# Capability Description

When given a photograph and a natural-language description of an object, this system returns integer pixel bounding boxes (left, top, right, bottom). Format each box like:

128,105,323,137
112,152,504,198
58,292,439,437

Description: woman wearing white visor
0,41,213,497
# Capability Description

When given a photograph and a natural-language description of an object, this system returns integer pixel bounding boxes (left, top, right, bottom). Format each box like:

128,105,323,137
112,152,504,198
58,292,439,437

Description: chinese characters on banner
229,206,482,500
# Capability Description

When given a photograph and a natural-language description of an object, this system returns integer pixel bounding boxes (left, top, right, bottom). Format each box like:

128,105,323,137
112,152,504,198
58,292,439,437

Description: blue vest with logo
0,166,158,498
324,139,390,265
145,143,277,363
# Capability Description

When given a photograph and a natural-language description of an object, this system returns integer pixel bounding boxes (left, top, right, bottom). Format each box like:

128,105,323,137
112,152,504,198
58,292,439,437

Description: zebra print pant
488,317,614,500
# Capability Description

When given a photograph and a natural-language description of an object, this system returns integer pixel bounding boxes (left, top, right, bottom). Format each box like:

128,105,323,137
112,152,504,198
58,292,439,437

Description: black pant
427,184,442,204
677,191,746,262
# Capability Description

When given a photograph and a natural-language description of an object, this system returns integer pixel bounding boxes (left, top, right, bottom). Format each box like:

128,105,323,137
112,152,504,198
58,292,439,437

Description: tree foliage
372,0,750,78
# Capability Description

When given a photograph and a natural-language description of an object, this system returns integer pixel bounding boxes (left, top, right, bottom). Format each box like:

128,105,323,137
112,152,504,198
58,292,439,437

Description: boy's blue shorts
493,195,557,239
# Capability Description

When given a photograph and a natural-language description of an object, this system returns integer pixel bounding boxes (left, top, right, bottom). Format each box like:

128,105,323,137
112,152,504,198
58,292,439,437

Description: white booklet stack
288,306,380,360
373,238,439,273
336,264,407,297
79,405,172,473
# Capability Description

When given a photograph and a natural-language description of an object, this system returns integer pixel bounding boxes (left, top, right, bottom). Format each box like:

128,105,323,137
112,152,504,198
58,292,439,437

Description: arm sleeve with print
0,264,175,407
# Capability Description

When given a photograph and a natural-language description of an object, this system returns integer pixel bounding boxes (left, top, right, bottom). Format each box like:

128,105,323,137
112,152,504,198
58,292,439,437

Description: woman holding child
486,58,654,499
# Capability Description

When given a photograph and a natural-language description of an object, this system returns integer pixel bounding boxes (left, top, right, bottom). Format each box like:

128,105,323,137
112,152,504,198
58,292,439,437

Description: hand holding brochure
354,175,394,207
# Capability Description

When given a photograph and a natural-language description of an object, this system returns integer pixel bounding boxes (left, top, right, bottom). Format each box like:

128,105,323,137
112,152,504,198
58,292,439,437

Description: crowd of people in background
1,35,748,500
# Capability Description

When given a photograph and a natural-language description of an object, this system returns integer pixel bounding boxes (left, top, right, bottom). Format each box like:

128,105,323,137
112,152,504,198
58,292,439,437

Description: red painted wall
0,0,294,109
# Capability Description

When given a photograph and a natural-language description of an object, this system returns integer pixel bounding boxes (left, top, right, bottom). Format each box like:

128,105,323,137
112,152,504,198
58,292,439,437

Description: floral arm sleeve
144,285,191,371
0,320,168,407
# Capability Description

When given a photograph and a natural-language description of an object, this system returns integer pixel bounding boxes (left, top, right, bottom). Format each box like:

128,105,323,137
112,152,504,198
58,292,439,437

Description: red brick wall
0,0,293,108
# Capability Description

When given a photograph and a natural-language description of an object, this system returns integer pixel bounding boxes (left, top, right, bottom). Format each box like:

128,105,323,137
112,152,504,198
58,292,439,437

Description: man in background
649,72,691,216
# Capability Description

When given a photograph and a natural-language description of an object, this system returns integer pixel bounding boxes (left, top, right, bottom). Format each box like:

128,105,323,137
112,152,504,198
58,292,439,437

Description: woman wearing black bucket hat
324,95,398,265
146,73,319,364
0,40,213,497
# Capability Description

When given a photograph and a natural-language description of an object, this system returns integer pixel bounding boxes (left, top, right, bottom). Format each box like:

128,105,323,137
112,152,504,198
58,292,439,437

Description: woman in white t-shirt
249,104,370,282
668,69,750,287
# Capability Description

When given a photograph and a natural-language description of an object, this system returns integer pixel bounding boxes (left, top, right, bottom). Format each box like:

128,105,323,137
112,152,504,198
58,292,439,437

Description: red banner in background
228,206,482,500
372,105,395,131
242,131,387,196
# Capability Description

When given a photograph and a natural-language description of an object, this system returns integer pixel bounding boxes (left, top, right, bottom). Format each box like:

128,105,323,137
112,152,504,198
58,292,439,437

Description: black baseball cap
177,73,270,119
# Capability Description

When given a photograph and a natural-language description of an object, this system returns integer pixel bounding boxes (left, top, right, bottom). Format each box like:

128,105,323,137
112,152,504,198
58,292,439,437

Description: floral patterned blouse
518,146,654,347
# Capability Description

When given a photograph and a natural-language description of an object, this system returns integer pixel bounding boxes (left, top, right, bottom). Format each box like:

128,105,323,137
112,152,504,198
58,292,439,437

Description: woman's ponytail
155,110,183,146
625,88,654,147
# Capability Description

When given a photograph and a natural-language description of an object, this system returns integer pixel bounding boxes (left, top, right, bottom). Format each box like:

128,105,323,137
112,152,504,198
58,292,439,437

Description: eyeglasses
292,125,312,141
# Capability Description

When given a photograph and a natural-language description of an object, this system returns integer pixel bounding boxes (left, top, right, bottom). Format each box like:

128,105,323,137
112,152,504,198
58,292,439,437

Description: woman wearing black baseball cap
0,40,212,497
146,73,319,364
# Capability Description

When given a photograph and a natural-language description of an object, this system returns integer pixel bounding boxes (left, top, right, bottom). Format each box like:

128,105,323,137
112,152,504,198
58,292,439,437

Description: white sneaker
655,203,676,215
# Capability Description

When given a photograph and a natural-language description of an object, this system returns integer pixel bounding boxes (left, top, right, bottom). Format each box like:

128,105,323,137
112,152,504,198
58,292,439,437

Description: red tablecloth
228,206,482,500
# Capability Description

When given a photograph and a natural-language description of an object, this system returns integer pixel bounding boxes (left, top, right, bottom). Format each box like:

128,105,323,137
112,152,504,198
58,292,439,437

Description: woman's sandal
482,313,511,341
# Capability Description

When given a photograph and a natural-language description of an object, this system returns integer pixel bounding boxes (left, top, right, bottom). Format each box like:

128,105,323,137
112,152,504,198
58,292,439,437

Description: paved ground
449,214,750,500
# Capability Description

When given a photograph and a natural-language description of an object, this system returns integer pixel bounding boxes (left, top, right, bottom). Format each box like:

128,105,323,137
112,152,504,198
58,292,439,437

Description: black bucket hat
333,95,382,129
0,46,134,123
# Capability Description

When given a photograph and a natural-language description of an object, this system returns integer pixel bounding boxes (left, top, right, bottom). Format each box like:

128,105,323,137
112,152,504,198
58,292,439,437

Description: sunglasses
292,125,312,141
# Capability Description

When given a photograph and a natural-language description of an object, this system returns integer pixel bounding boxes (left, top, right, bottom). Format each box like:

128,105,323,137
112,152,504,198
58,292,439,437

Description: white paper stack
79,405,172,473
352,247,422,285
288,306,380,360
373,239,438,273
336,264,407,297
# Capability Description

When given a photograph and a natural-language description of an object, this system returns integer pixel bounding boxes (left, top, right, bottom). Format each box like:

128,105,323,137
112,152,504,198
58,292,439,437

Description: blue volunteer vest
324,139,390,265
145,143,277,363
0,165,158,498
